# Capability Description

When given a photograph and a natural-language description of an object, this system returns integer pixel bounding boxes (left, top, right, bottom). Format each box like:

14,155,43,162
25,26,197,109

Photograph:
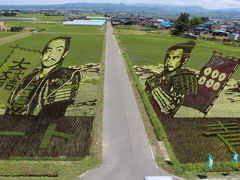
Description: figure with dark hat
145,41,198,119
5,36,81,116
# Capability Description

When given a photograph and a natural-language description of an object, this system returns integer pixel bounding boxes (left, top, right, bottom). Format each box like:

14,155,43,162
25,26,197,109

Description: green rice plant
39,123,72,149
117,32,240,79
0,131,25,136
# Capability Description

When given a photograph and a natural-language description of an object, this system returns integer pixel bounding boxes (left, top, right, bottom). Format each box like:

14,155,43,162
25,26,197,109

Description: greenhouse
63,20,106,26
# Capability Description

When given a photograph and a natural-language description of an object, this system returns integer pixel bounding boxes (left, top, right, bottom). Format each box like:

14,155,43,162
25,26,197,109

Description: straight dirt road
81,22,178,180
0,32,33,46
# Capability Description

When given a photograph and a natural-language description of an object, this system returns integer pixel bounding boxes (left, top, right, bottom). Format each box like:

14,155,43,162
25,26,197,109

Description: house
204,21,215,30
232,24,240,34
212,30,229,37
193,27,210,35
212,25,228,31
192,24,210,35
0,22,6,31
111,16,132,25
144,20,161,28
229,33,240,41
223,24,234,33
157,19,174,28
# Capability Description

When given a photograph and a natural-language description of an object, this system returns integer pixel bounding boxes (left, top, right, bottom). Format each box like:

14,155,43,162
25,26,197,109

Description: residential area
1,9,240,43
111,14,240,42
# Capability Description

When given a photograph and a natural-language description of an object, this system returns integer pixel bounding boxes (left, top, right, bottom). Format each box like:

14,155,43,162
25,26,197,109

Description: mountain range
0,3,240,19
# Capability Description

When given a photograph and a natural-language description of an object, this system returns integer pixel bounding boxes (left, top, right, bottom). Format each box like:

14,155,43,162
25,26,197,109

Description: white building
0,22,6,31
63,20,106,26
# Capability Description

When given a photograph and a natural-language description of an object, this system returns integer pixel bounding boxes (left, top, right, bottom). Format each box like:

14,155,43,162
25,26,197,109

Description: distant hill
132,3,208,12
0,3,240,20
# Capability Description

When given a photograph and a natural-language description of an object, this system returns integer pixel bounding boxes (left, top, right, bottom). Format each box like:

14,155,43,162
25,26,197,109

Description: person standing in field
5,36,81,116
145,41,198,119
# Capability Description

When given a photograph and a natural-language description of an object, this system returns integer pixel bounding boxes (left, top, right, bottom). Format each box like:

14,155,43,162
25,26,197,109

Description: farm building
63,20,106,26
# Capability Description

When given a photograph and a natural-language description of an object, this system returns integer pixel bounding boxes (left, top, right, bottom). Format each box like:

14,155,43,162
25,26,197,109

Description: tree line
172,13,209,35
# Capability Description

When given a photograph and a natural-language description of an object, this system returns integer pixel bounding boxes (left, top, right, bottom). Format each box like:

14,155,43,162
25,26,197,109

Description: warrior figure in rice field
145,41,198,119
5,36,81,116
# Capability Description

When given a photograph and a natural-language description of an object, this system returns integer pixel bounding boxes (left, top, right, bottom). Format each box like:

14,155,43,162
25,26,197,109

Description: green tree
11,26,24,32
200,17,210,23
2,12,16,16
174,13,190,34
190,17,203,27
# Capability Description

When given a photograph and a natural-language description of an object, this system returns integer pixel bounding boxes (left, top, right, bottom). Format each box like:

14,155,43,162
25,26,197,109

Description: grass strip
0,131,25,136
39,123,72,149
0,174,58,177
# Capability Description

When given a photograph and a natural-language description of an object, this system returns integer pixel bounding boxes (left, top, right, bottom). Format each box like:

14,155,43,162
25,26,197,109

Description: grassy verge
0,157,99,180
114,27,240,179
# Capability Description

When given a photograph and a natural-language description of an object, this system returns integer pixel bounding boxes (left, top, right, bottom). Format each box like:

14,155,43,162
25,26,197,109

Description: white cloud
0,0,240,9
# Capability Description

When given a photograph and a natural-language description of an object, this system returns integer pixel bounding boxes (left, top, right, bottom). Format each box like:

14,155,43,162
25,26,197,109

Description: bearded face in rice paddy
41,39,68,68
164,49,184,72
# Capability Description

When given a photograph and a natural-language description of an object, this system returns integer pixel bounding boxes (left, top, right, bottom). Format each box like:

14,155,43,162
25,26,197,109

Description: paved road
81,22,177,180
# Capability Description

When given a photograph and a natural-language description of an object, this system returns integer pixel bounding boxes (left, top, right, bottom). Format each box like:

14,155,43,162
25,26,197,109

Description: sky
0,0,240,9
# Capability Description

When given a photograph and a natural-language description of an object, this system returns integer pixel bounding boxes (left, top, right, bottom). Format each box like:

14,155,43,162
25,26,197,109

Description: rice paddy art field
0,16,105,179
117,27,240,79
0,32,104,65
115,25,240,174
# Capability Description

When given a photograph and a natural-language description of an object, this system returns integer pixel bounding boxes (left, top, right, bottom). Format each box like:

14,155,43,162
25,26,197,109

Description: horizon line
0,2,230,10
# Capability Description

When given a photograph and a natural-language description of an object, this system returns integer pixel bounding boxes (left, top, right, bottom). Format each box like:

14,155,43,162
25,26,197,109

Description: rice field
116,26,240,170
0,16,105,179
116,27,240,79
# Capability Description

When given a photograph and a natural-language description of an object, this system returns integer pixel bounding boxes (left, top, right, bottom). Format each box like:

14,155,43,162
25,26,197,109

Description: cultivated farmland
116,26,240,79
115,25,240,173
0,14,105,179
0,32,20,38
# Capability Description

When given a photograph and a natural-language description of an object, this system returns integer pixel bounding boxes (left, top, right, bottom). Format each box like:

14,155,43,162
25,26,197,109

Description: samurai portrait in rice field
5,36,81,116
145,41,198,119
